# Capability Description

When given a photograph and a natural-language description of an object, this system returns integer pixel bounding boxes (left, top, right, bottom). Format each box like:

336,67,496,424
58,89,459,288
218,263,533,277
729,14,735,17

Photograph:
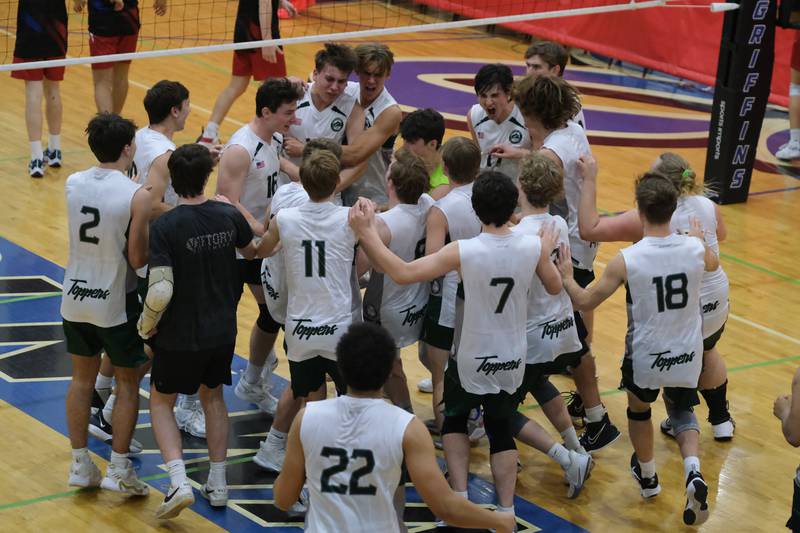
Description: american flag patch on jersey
256,161,265,169
477,132,484,139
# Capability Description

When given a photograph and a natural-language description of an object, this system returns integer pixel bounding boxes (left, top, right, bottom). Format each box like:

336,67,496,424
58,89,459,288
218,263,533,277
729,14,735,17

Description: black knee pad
531,377,560,405
256,303,281,334
484,415,517,454
627,407,652,421
511,411,530,437
441,413,469,436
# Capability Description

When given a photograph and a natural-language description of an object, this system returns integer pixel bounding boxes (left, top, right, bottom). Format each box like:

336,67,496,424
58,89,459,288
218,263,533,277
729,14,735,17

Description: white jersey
132,126,177,206
512,213,581,364
277,202,357,361
542,122,598,271
288,83,358,168
61,168,140,327
343,81,399,205
455,232,538,395
621,234,705,390
260,182,309,324
469,103,531,181
301,396,414,533
431,183,482,329
363,194,434,347
572,108,587,129
670,195,729,339
223,124,282,225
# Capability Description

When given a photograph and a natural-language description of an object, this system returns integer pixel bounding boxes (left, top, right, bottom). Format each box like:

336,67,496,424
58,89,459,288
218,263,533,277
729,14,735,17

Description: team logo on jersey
331,118,344,132
66,279,111,301
702,300,720,313
400,304,426,327
538,316,575,340
509,130,524,144
475,355,522,376
291,318,339,340
650,349,696,372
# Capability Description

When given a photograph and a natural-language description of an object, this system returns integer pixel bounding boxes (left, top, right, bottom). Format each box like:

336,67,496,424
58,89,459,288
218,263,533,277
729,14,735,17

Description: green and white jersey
469,103,530,181
61,167,140,327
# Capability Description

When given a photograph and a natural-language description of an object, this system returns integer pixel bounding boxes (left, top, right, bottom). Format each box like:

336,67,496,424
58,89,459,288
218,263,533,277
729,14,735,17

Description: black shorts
442,358,520,418
421,294,454,351
288,356,346,399
573,266,595,289
703,323,725,351
619,357,699,411
151,343,235,394
238,258,263,286
788,469,800,532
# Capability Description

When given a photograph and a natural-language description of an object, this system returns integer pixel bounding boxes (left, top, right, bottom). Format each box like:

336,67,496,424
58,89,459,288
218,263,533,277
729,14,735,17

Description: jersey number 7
490,277,515,313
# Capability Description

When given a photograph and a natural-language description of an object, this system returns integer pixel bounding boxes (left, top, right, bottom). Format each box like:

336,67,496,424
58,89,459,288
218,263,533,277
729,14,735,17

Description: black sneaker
579,413,621,452
44,148,62,167
29,158,44,178
88,410,143,454
630,453,661,498
683,471,710,525
564,391,586,428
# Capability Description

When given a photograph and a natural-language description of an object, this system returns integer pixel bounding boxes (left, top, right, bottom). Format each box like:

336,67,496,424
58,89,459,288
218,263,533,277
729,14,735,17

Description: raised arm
535,223,562,295
557,244,626,311
687,218,719,272
341,103,366,166
341,105,402,167
356,217,390,276
274,409,306,510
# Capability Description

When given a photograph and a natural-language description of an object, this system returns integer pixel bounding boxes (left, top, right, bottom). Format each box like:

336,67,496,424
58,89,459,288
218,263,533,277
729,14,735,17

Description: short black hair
471,171,518,227
474,63,514,96
256,77,304,117
400,108,445,149
314,42,358,74
336,322,397,392
85,113,136,163
144,80,189,124
168,144,214,198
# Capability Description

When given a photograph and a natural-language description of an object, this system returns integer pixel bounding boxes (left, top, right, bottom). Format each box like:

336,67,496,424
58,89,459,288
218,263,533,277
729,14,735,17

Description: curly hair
518,152,564,208
513,75,581,131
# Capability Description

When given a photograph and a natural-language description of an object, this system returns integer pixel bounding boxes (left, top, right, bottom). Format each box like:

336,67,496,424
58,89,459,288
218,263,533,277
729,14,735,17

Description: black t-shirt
234,0,280,44
88,0,140,36
149,201,253,352
14,0,68,58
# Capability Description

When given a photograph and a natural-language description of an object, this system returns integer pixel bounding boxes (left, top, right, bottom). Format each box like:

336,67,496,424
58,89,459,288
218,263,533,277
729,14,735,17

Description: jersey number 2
320,447,377,495
79,206,100,245
490,277,515,313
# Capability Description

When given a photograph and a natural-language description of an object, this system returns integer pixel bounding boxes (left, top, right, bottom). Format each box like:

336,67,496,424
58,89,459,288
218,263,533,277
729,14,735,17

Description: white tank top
277,202,357,361
344,81,399,205
670,195,729,338
301,396,414,533
132,126,177,206
363,194,434,347
61,168,141,327
512,213,582,364
223,124,282,224
455,232,538,395
430,183,482,329
469,103,531,181
542,122,598,271
621,234,705,389
260,182,310,324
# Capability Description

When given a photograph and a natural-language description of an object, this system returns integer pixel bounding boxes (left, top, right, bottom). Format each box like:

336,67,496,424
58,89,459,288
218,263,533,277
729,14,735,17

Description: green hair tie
682,169,693,178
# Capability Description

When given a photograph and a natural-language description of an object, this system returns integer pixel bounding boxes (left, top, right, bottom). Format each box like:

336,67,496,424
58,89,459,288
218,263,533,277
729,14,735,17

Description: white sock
547,443,572,469
791,128,800,143
267,428,287,448
497,505,515,515
208,460,226,488
95,374,113,390
683,456,700,481
72,447,89,462
48,134,61,151
585,404,606,423
167,459,186,488
30,140,43,161
560,426,581,451
245,363,264,384
454,490,468,500
203,122,220,140
102,393,116,422
110,450,128,468
639,458,656,479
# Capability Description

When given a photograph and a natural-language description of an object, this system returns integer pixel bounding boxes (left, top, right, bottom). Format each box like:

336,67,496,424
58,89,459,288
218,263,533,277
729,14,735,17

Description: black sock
700,380,730,424
91,388,106,410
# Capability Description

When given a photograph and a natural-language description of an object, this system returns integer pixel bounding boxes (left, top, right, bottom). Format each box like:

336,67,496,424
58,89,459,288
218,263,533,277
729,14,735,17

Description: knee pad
627,407,652,421
791,83,800,97
256,303,281,334
441,413,469,436
484,415,517,454
667,407,700,435
531,378,560,406
510,411,530,437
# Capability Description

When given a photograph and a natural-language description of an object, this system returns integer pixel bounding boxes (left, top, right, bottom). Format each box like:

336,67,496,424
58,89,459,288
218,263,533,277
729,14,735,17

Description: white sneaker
417,378,433,393
564,450,593,499
68,457,102,488
235,375,267,404
467,408,486,443
176,401,206,439
156,482,194,519
712,418,735,441
253,438,285,472
257,391,279,415
200,483,228,507
776,139,800,160
101,460,150,496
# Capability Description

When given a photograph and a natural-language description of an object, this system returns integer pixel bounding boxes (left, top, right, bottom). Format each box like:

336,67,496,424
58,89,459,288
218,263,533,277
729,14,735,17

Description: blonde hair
518,152,564,208
654,152,709,197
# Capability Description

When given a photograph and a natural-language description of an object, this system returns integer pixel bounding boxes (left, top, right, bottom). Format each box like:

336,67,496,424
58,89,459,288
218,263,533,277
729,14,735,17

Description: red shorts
232,49,286,80
89,33,138,70
794,32,800,71
11,56,65,81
